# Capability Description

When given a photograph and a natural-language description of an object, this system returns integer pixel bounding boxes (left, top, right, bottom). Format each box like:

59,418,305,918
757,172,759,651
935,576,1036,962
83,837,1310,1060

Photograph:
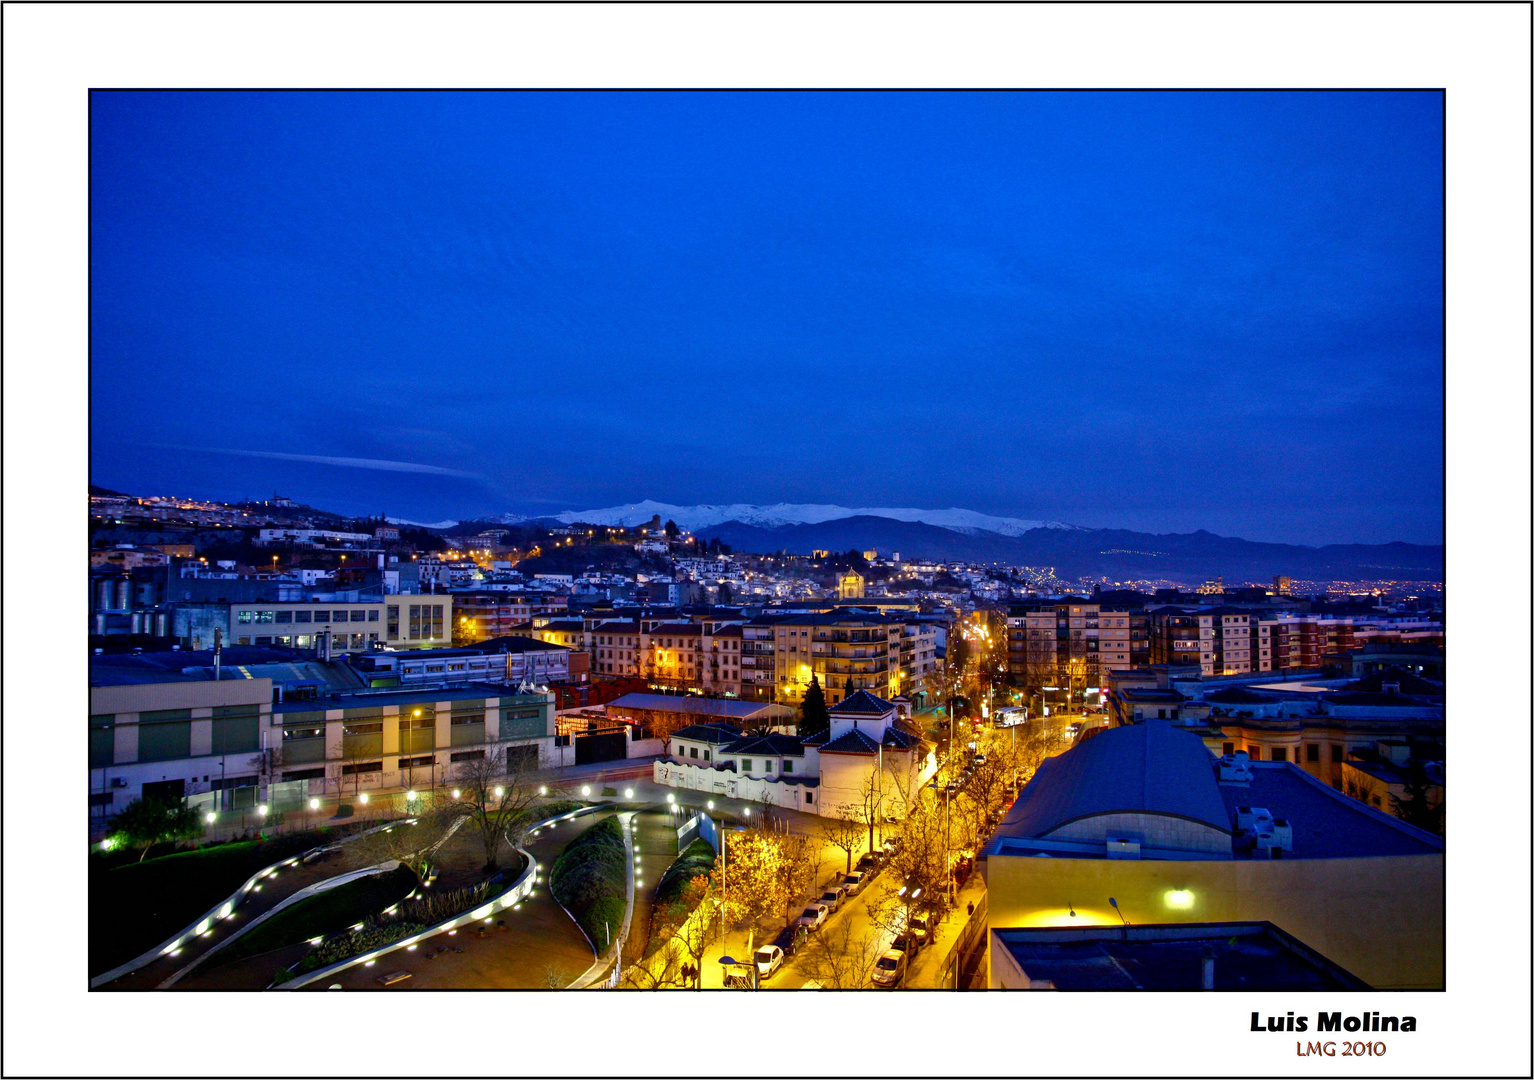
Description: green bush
654,838,716,910
549,815,629,953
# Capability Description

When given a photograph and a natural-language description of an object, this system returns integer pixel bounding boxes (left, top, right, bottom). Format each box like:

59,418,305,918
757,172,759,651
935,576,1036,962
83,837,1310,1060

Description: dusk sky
90,91,1443,545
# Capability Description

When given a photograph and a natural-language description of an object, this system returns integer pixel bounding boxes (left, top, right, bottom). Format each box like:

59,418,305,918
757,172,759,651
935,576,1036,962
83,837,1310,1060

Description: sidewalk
905,874,988,989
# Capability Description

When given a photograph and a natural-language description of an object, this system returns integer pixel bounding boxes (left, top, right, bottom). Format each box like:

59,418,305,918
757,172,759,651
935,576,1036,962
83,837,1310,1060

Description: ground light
405,790,417,803
624,788,634,798
581,785,591,796
204,812,217,825
257,804,269,817
359,793,369,805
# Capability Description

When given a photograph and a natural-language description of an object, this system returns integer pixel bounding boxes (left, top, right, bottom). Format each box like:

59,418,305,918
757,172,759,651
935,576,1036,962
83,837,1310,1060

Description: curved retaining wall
279,804,604,990
88,819,404,989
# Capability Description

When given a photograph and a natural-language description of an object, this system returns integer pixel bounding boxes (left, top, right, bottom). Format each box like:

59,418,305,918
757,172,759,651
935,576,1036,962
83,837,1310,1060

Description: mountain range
487,501,1444,584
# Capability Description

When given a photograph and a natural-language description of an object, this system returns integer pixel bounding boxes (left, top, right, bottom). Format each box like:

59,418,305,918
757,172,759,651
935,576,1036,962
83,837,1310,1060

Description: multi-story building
1148,607,1253,676
225,597,453,652
1105,666,1444,794
452,592,570,641
1007,602,1149,691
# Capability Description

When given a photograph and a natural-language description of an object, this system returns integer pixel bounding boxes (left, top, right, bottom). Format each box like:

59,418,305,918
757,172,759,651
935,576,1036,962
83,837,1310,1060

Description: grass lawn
88,826,367,977
209,866,417,968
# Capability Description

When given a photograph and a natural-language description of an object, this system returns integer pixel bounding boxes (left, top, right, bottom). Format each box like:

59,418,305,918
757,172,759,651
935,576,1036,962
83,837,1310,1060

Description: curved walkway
313,809,617,990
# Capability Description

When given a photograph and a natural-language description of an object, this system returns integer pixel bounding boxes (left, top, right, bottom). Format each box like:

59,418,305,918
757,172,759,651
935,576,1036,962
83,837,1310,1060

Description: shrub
549,815,629,953
293,921,427,973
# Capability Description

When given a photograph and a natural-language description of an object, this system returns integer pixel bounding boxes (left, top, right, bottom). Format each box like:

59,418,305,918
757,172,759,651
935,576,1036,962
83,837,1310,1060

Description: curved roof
997,721,1231,839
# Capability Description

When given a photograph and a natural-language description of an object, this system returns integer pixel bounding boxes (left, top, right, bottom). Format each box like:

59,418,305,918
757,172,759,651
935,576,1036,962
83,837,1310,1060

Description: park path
311,810,615,990
620,809,682,969
96,838,378,991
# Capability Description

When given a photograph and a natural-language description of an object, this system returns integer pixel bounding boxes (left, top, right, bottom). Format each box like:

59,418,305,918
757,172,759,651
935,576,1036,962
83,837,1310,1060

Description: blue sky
90,91,1443,544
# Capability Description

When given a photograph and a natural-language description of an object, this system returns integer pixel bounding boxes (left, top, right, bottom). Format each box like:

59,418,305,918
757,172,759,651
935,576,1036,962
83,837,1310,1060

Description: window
804,792,814,804
275,610,293,624
343,722,384,735
782,760,793,774
1271,747,1287,762
1331,744,1344,763
295,610,312,623
397,755,434,769
703,750,711,762
341,761,383,775
237,610,254,624
368,610,380,622
689,747,698,758
283,767,325,781
450,749,485,763
1222,742,1235,756
1306,743,1320,763
1246,746,1260,760
763,760,773,773
387,605,399,636
313,610,330,623
255,610,275,624
349,610,365,622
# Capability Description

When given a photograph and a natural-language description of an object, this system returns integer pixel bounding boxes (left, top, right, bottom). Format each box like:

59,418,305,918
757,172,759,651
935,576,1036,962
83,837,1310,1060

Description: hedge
654,838,716,911
549,815,628,953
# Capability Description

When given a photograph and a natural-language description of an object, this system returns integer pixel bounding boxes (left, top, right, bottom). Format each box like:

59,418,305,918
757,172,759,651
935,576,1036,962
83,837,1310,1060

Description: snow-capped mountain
386,516,461,530
534,500,1078,537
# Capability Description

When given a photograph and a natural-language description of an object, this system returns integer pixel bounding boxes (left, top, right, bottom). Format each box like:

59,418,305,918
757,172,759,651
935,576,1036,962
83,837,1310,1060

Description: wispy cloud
166,446,482,479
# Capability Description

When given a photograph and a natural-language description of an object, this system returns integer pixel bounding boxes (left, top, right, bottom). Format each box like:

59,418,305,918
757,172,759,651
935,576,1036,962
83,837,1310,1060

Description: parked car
796,904,829,932
907,915,933,945
772,923,807,958
871,948,908,988
841,871,865,896
754,945,784,981
855,853,879,874
972,752,988,766
819,885,847,912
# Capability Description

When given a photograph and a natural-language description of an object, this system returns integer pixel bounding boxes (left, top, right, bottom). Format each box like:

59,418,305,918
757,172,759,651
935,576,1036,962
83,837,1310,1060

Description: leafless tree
453,750,546,872
823,806,867,875
349,796,460,883
798,919,881,989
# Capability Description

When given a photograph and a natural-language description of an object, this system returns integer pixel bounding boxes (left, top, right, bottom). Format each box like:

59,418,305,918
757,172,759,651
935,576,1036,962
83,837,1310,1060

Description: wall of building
982,852,1444,989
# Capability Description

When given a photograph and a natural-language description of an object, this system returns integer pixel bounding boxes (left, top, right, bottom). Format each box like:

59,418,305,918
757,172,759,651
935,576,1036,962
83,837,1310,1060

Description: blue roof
830,690,895,715
998,721,1233,838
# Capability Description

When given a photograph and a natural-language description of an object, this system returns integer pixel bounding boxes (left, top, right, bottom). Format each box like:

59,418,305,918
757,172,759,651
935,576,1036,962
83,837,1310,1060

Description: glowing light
257,804,270,817
539,786,547,796
624,788,634,798
494,786,504,798
581,785,591,797
309,798,321,810
1164,889,1195,910
359,793,369,804
204,812,217,824
405,790,417,802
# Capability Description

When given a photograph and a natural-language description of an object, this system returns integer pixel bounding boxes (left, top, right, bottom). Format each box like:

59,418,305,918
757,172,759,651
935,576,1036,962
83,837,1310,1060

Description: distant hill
691,517,1444,583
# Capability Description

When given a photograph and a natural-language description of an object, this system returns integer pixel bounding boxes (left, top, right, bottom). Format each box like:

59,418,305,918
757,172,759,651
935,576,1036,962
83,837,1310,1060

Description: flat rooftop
993,922,1371,990
272,683,548,714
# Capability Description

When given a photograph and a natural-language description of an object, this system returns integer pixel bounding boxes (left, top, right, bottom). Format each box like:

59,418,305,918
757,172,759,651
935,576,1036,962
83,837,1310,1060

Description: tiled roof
830,690,895,715
818,729,882,754
721,734,804,757
670,723,746,744
607,693,792,719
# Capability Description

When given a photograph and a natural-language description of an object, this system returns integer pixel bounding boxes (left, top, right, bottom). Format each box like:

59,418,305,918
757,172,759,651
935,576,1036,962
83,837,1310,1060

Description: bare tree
349,796,460,883
824,805,867,875
798,919,881,989
453,750,546,872
542,963,574,989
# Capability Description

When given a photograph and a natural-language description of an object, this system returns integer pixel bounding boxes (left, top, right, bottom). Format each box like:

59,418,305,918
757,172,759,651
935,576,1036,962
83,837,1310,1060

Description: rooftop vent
1217,752,1253,785
1106,837,1141,860
1235,806,1274,834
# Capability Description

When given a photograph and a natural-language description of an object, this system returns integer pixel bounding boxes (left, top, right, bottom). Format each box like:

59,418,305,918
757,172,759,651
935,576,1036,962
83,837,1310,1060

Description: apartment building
1007,602,1149,690
1148,607,1253,676
452,592,569,641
